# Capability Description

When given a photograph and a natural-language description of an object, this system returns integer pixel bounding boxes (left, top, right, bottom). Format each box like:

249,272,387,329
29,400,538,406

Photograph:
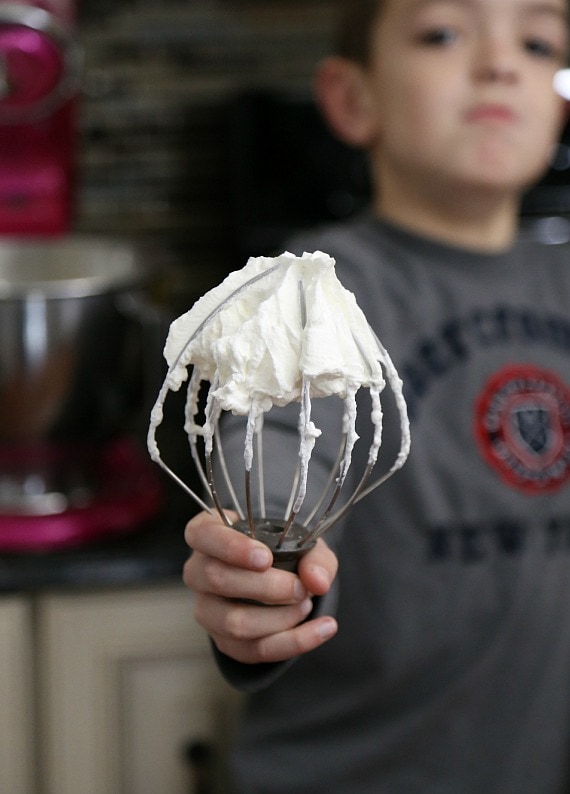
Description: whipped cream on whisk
162,250,385,415
148,250,410,543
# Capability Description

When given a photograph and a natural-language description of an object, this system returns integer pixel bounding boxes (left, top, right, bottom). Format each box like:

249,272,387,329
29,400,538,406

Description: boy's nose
473,37,519,83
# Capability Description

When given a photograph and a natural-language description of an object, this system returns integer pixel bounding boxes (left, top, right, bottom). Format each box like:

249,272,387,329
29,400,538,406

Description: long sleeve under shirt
215,213,570,794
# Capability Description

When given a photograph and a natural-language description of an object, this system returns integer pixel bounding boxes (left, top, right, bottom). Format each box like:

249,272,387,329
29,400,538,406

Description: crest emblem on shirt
474,364,570,494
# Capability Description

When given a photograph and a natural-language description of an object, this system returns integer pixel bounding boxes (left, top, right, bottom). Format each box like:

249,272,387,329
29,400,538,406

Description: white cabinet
0,583,240,794
0,597,34,794
37,584,240,794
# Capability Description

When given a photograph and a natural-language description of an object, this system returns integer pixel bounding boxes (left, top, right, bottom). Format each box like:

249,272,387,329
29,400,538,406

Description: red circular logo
474,364,570,494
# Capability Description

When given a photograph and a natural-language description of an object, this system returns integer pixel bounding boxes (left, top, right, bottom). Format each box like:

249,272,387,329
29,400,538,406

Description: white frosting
148,250,410,532
163,250,385,416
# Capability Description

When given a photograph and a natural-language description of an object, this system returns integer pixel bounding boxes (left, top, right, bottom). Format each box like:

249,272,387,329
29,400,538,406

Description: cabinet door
38,584,240,794
0,597,34,794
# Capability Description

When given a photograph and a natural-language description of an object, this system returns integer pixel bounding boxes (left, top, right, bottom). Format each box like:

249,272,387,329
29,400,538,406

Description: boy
184,0,570,791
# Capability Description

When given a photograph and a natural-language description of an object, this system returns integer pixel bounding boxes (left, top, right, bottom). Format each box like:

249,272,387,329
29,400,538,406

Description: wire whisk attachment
148,251,410,568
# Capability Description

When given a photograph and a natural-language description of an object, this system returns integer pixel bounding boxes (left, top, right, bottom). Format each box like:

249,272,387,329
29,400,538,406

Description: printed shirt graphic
474,364,570,494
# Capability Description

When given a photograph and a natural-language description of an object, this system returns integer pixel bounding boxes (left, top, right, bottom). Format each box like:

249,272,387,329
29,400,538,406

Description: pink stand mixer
0,3,164,551
0,1,82,235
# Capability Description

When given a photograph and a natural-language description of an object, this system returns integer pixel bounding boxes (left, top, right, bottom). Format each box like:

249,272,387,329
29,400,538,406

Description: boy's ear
313,56,378,148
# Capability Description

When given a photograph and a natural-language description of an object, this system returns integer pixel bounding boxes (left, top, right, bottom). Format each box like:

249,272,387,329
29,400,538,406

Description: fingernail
250,547,271,569
293,578,308,601
317,618,337,640
312,566,331,588
300,597,313,618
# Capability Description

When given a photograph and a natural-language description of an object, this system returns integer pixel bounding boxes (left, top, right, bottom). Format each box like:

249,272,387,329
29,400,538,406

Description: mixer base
0,438,163,552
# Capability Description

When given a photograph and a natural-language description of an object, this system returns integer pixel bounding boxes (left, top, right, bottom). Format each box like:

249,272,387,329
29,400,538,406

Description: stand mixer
0,1,82,235
0,3,164,551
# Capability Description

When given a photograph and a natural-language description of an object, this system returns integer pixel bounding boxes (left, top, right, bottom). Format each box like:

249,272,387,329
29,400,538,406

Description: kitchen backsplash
75,0,342,294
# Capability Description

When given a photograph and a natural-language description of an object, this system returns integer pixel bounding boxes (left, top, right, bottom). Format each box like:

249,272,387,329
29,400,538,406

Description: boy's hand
183,511,339,665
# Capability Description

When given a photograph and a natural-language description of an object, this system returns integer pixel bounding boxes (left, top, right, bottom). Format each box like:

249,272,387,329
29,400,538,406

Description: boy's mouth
465,104,517,123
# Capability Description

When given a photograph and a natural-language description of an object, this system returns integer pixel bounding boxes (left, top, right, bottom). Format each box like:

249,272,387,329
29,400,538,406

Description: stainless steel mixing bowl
0,236,159,513
0,236,156,443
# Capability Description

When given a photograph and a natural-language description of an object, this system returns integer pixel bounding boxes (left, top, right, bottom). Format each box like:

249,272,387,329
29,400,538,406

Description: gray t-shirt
215,213,570,794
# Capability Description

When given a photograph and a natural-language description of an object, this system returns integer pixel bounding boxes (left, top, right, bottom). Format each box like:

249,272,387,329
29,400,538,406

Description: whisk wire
284,456,301,522
184,369,216,507
206,450,232,527
276,282,310,548
301,430,347,527
244,468,256,538
213,421,245,521
256,413,266,518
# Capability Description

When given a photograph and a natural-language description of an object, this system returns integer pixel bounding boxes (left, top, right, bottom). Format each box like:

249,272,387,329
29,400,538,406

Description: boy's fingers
297,539,339,596
212,615,338,665
183,555,308,605
184,511,273,570
194,594,314,641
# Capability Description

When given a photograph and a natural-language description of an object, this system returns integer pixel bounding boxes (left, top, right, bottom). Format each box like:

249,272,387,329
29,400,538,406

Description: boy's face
363,0,569,197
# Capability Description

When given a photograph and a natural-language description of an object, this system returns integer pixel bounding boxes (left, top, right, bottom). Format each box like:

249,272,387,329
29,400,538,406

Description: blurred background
0,1,569,793
77,0,359,290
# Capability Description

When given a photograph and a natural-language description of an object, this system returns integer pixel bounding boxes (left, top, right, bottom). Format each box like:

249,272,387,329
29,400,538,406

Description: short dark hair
333,0,383,65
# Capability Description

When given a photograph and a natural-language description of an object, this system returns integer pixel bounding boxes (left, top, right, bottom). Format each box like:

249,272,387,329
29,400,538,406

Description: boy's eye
418,27,458,47
524,37,559,60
